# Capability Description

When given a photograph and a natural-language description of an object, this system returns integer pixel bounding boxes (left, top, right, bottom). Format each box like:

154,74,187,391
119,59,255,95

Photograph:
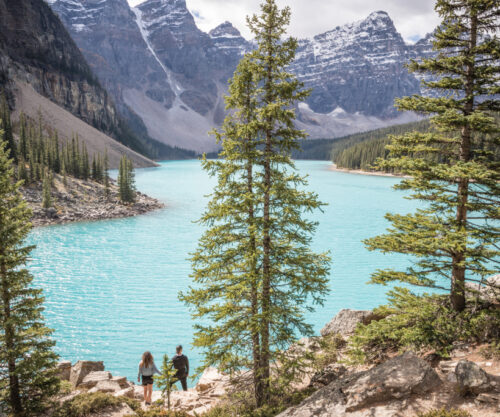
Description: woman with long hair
137,351,160,405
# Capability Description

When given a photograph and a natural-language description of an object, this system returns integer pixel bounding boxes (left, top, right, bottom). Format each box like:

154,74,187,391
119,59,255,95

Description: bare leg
143,384,147,403
147,384,153,403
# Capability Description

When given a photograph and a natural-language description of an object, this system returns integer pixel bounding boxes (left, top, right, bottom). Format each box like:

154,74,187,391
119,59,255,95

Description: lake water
27,160,418,385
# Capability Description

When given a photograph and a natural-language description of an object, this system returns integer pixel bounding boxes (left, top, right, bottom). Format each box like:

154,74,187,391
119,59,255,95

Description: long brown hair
141,351,153,368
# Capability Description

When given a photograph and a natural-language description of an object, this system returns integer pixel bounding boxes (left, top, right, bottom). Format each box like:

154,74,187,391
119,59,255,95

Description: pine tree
19,113,28,160
365,0,500,312
104,149,110,198
0,92,16,163
181,0,330,406
126,157,136,202
42,169,52,209
118,155,136,203
154,354,178,411
0,140,59,416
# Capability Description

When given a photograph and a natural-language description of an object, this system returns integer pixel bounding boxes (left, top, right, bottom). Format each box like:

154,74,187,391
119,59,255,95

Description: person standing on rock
172,345,189,391
138,351,160,405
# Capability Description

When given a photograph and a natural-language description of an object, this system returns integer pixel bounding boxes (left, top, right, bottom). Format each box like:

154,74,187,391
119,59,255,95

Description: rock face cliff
291,11,420,118
49,0,435,152
0,0,190,161
0,0,117,134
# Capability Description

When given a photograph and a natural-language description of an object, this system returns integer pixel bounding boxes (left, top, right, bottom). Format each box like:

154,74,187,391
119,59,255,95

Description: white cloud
127,0,440,42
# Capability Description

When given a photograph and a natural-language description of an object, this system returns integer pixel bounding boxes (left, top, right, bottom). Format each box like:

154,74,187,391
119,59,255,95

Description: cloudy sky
127,0,440,43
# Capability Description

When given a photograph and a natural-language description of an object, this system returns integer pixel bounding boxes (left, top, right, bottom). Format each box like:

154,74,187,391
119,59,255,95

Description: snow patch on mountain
132,6,183,96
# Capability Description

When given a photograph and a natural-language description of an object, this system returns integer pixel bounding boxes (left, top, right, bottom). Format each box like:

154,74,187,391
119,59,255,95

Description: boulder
113,387,135,399
344,352,441,411
57,361,72,381
79,371,112,388
308,364,347,389
438,360,458,374
89,404,134,417
111,376,129,389
320,309,375,337
455,360,490,395
475,392,500,408
276,352,441,417
466,274,500,304
88,379,122,394
171,390,202,411
196,367,229,393
70,361,105,388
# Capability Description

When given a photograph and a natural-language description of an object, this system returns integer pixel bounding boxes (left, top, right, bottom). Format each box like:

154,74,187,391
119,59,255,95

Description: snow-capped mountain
49,0,432,152
291,11,420,117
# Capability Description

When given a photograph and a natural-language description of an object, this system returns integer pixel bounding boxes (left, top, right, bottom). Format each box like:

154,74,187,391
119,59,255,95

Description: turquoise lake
27,160,419,386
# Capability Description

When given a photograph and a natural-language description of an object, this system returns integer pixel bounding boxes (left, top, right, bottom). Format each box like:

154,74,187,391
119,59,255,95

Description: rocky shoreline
53,304,500,417
22,173,164,227
328,163,409,178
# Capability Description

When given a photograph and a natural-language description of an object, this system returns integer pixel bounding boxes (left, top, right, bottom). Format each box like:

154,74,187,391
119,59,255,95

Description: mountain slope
49,0,434,152
291,11,420,117
0,0,193,162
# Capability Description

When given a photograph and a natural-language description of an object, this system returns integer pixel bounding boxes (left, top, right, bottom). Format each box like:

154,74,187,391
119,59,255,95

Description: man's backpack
172,355,185,371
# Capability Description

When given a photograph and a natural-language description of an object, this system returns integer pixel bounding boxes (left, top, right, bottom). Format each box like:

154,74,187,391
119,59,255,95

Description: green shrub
349,288,500,363
130,406,189,417
58,380,74,395
314,333,346,368
52,392,125,417
417,408,471,417
201,386,313,417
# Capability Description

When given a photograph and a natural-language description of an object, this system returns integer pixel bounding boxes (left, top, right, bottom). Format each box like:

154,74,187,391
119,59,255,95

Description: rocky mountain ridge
0,0,192,163
49,0,435,152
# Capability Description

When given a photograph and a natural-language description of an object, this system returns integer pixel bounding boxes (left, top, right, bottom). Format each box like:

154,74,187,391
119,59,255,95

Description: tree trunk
260,125,271,404
246,139,263,406
1,262,23,416
451,10,476,312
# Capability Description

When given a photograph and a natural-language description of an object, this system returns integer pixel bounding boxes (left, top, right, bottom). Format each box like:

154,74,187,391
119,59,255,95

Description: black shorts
142,375,154,386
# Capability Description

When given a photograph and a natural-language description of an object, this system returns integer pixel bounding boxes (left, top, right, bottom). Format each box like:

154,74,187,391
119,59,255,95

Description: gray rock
88,379,122,394
320,309,375,337
111,376,130,389
308,364,347,389
57,360,72,381
475,392,500,408
70,360,105,388
113,387,135,399
455,360,490,395
276,352,440,417
466,274,500,305
79,371,112,389
343,352,441,411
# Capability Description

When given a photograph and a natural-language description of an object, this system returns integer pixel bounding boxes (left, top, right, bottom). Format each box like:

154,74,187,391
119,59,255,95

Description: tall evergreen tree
104,149,110,198
42,169,52,209
0,92,16,163
365,0,500,312
118,155,136,203
181,0,330,406
0,140,59,416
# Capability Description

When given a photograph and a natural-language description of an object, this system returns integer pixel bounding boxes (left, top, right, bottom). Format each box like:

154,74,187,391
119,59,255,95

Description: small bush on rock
349,288,500,363
52,392,127,417
314,333,346,368
130,406,189,417
58,380,74,395
417,408,471,417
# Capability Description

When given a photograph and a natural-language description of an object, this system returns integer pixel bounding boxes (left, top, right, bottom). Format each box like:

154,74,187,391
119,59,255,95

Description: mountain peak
359,10,395,29
209,21,242,39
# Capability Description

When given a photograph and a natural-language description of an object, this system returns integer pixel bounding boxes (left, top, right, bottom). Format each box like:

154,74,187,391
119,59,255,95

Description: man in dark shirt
172,345,189,391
